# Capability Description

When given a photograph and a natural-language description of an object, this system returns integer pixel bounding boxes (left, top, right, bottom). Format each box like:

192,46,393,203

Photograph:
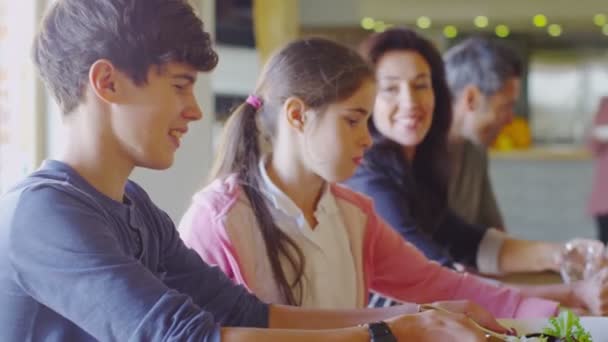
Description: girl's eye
174,84,186,91
413,83,430,90
346,118,359,127
380,86,399,94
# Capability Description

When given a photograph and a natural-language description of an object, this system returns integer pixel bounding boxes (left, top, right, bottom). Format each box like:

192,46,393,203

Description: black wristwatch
367,321,397,342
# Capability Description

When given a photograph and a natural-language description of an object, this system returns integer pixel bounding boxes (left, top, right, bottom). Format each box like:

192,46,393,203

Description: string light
533,14,548,28
361,17,375,30
594,14,607,27
474,16,489,28
416,16,431,29
495,25,510,38
373,21,387,33
443,25,458,38
548,24,562,37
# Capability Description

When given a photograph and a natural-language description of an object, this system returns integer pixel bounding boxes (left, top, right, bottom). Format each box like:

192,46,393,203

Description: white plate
498,317,607,341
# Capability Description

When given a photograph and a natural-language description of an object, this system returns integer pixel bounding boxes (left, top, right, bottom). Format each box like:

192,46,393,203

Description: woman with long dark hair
345,27,608,315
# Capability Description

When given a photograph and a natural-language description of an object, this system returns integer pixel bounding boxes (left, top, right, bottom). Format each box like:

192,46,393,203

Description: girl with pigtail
179,37,557,330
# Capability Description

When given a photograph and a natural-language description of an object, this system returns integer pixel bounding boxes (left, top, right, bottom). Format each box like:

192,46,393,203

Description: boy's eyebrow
172,73,197,83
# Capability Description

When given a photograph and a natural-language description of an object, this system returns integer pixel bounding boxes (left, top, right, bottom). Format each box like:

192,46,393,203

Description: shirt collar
258,156,339,224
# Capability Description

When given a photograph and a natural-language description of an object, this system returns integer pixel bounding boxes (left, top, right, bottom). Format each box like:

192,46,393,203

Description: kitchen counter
490,145,591,161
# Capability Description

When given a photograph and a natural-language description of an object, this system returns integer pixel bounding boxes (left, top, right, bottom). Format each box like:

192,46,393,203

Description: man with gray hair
443,37,604,275
444,37,522,231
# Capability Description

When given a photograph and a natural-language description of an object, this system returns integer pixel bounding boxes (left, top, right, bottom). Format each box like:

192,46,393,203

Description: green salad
505,309,592,342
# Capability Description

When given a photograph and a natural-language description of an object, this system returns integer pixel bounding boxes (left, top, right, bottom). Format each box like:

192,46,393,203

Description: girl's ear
283,96,308,132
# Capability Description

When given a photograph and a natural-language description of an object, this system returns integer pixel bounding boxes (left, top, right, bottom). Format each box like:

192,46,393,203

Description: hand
428,300,510,334
571,267,608,315
567,306,590,316
387,309,486,341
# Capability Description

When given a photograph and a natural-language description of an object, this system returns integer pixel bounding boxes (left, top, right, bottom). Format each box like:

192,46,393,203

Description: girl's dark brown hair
209,38,374,305
359,27,452,234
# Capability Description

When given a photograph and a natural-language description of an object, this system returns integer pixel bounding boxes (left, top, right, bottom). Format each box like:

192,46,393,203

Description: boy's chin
138,157,174,170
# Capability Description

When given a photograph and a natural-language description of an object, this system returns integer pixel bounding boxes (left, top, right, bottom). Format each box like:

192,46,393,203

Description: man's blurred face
468,77,521,146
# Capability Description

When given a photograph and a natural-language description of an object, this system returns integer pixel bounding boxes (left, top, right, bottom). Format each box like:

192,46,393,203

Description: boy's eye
174,84,187,91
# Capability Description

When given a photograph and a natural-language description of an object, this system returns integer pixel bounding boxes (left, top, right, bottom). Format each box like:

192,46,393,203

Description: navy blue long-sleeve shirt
345,159,486,269
0,160,268,341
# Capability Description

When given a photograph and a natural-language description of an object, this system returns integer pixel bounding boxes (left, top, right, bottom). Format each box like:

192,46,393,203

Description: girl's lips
353,157,363,165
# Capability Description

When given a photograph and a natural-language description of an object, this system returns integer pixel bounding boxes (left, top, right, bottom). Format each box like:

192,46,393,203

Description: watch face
369,321,397,342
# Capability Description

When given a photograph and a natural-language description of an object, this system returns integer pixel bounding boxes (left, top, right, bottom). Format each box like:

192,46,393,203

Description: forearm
513,283,580,308
268,303,417,329
220,326,369,342
499,238,561,273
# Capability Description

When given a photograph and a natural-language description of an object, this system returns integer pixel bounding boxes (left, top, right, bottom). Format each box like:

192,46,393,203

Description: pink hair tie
246,95,263,110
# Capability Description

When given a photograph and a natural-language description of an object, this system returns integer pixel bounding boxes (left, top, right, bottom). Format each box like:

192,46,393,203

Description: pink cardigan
179,175,558,318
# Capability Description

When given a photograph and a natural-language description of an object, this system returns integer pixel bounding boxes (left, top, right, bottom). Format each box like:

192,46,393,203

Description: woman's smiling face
373,50,435,150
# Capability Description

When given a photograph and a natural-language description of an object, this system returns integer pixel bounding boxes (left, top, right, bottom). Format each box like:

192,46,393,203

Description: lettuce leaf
542,309,592,342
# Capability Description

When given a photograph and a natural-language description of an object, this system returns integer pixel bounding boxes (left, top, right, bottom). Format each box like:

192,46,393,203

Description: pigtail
209,98,306,305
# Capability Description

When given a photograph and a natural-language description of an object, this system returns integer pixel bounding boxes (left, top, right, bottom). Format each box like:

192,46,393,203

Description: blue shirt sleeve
345,168,455,267
345,166,487,269
435,210,486,268
7,183,265,341
149,203,269,328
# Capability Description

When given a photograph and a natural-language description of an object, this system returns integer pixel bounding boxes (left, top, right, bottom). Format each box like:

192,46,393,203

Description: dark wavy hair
359,27,452,234
209,38,374,305
33,0,218,114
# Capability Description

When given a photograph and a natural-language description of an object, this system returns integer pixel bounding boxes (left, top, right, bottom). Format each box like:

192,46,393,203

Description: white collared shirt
253,157,358,309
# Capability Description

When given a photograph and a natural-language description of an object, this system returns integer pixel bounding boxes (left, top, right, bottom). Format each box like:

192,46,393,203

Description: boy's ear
283,97,308,132
88,59,121,104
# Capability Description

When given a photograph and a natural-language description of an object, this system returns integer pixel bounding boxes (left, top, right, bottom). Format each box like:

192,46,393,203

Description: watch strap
367,321,397,342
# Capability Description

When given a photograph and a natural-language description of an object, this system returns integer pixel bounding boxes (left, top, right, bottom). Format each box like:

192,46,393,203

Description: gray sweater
448,140,504,229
